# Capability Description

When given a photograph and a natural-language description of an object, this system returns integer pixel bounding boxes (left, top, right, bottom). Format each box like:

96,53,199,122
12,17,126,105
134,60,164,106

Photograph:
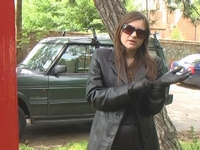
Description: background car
170,54,200,87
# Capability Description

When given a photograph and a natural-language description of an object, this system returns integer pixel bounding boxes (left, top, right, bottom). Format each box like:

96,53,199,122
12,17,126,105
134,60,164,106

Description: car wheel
18,107,26,139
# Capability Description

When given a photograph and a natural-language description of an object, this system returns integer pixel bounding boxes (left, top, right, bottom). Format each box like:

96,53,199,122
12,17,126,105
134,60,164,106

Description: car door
47,44,95,117
193,61,200,85
18,72,48,116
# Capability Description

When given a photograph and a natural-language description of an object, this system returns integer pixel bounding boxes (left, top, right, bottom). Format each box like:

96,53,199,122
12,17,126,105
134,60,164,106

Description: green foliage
61,140,88,150
19,140,88,150
190,126,200,150
19,144,34,150
20,138,200,150
22,0,139,33
166,0,200,26
123,0,140,12
22,0,104,33
21,0,106,45
180,126,200,150
180,141,200,150
65,0,105,31
189,0,200,26
171,26,185,40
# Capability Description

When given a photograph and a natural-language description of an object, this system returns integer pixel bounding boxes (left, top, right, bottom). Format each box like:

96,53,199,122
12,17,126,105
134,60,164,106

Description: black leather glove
153,66,191,88
149,86,166,99
128,78,151,98
150,66,191,99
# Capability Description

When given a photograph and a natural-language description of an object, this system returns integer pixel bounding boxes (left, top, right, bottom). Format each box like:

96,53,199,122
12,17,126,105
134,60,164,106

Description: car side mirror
51,65,67,75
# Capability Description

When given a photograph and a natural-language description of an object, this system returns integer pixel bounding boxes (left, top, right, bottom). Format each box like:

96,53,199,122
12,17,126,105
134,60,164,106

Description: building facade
141,0,200,41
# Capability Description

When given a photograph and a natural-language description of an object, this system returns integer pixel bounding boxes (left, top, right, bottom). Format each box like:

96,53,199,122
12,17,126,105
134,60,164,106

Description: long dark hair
114,11,157,82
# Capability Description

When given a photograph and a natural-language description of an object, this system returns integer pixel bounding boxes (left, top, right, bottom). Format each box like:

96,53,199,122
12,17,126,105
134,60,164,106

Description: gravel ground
167,83,200,131
166,83,200,142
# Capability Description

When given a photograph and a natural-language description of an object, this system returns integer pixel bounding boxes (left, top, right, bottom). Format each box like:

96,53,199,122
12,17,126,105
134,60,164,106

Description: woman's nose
130,31,137,37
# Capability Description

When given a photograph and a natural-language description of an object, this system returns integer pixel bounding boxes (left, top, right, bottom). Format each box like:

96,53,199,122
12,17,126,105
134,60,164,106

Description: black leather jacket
86,48,166,150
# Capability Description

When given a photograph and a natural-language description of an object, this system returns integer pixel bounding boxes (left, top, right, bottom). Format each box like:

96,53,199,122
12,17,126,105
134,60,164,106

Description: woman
86,11,190,150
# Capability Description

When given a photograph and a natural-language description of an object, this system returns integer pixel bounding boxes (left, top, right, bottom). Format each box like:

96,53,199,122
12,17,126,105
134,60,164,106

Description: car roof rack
61,28,100,44
153,32,162,48
90,28,99,44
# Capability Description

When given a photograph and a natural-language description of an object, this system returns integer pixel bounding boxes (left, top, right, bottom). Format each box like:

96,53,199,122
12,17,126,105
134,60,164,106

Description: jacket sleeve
141,57,167,116
85,49,132,112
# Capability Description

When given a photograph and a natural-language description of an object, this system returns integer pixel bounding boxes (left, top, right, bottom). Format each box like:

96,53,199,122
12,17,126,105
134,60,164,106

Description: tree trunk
93,0,126,40
155,107,182,150
15,0,23,64
93,0,182,149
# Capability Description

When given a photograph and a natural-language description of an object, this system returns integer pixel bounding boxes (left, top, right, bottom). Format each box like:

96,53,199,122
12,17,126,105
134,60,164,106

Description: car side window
57,45,94,73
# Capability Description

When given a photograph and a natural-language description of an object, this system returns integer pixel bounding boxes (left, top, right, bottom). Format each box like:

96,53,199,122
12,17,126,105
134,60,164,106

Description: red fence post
0,0,19,149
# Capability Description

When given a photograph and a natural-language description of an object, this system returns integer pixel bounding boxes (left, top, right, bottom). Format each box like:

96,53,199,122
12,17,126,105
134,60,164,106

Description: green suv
17,32,172,139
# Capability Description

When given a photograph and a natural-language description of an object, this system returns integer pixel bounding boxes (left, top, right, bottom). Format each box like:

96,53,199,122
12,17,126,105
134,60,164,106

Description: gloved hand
128,78,151,98
149,86,166,99
152,66,191,88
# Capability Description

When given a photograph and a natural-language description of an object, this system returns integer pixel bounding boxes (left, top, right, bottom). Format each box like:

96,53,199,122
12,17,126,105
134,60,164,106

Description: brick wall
149,10,200,41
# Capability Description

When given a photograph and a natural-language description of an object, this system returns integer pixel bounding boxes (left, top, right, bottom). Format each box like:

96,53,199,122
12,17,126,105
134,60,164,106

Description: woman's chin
125,46,138,51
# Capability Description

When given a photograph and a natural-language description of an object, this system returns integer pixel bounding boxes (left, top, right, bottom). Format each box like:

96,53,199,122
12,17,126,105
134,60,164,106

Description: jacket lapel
109,50,128,84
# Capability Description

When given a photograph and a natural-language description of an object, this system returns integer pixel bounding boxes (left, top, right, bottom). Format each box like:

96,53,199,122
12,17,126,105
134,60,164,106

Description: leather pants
111,124,144,150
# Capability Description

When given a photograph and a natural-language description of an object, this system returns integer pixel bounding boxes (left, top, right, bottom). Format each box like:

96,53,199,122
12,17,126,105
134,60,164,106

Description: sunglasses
122,24,148,39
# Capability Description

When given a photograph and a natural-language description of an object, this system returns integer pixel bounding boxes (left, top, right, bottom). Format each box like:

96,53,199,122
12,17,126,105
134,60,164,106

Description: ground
167,83,200,142
178,131,200,142
20,83,200,149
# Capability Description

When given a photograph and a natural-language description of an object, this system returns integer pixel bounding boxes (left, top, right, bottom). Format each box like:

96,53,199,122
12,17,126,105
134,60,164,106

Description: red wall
0,0,19,149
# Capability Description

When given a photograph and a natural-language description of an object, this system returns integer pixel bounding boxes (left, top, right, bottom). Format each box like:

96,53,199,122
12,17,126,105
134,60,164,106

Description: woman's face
120,20,146,54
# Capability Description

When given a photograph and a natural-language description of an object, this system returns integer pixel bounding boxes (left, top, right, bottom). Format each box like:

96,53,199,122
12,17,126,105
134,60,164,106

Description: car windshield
19,43,64,72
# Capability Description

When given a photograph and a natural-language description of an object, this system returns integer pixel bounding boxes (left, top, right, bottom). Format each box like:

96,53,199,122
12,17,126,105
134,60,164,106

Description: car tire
18,107,26,139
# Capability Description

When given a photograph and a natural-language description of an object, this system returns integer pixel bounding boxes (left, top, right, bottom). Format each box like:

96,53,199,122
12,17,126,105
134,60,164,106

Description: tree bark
93,0,182,149
155,107,182,150
15,0,22,64
93,0,126,40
